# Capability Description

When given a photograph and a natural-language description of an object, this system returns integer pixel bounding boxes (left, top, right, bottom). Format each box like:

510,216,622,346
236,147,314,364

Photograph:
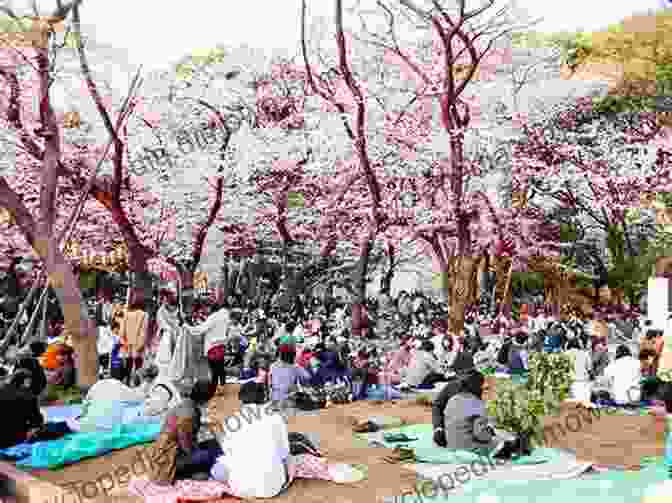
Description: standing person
120,301,148,386
204,309,230,393
108,321,127,382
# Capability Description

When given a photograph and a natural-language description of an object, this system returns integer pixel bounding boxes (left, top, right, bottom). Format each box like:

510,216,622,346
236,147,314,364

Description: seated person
295,344,316,370
0,370,71,447
450,341,476,375
351,349,378,400
591,337,610,378
640,348,660,401
241,340,273,381
507,333,529,374
15,342,48,398
0,370,44,448
211,381,291,498
42,343,77,401
600,345,642,405
137,365,160,396
311,342,350,386
211,382,344,497
145,379,221,483
433,370,523,458
270,345,312,406
401,340,446,389
640,348,658,378
380,340,413,387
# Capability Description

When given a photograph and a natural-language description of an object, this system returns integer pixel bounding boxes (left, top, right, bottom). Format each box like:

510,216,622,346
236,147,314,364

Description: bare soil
29,385,663,503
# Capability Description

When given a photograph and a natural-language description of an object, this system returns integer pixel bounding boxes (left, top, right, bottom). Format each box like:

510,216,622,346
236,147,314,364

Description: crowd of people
0,285,670,498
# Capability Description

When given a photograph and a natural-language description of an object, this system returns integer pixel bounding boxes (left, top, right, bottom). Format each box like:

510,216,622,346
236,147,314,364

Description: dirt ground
29,385,664,503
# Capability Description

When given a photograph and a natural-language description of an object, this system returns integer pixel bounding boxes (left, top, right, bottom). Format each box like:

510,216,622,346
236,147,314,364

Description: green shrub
487,352,574,445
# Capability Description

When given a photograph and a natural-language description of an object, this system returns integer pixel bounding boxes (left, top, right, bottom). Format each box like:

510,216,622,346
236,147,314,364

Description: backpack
288,432,322,456
238,381,267,404
293,384,327,410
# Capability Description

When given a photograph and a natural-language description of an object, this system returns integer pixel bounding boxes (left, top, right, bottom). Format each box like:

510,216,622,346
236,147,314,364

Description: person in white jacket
601,345,642,404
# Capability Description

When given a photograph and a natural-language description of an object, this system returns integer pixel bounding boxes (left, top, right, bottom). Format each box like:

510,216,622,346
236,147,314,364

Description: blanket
127,455,363,503
393,457,667,502
0,422,161,469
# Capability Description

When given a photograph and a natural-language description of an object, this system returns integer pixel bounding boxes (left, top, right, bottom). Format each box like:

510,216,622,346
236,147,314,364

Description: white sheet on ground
402,448,593,496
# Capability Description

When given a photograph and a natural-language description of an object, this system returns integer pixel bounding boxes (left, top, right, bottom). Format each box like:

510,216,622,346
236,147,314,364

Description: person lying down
68,375,183,432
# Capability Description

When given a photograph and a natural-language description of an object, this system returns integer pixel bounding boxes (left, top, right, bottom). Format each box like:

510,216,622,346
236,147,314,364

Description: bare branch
300,0,354,139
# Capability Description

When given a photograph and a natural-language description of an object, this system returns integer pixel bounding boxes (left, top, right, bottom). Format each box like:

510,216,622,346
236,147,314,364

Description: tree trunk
216,260,230,305
179,268,195,321
379,244,395,296
125,241,152,308
445,256,480,335
277,241,336,308
352,233,375,338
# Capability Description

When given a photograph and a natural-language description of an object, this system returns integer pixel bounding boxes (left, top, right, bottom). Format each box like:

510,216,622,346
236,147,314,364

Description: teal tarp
382,423,667,503
357,423,550,465
16,422,161,469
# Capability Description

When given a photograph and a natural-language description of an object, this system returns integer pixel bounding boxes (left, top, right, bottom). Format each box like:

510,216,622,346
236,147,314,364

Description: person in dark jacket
0,370,45,448
311,343,351,386
14,349,47,398
432,370,526,458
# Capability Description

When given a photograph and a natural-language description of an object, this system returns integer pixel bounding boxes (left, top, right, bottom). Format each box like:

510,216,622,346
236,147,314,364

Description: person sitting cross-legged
599,345,642,405
142,379,222,484
400,340,447,390
432,370,526,459
210,382,364,498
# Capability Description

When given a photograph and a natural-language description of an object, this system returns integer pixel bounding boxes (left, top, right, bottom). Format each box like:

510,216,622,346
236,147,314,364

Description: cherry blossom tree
295,0,561,333
0,0,103,384
512,97,672,308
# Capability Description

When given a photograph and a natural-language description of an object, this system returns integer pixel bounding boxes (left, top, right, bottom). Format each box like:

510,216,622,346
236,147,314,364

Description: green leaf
286,191,305,208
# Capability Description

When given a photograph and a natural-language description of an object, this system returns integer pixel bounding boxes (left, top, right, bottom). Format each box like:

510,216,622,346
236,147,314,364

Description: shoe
353,420,380,433
383,433,418,442
383,446,416,463
493,438,524,460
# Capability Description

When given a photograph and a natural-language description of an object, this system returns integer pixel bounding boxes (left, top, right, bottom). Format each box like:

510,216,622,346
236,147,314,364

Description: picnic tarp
391,457,667,503
0,422,161,469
